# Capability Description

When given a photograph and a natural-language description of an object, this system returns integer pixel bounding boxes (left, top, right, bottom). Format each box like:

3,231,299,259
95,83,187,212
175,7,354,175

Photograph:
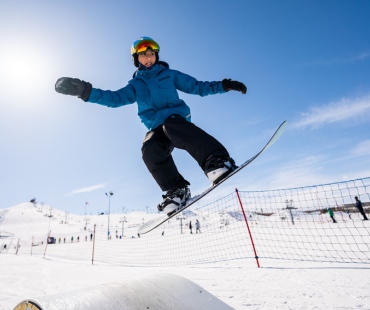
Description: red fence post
235,188,260,268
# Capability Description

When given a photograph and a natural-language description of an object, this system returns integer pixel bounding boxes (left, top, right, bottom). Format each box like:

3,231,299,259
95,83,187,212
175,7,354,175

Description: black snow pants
141,114,229,191
357,207,369,220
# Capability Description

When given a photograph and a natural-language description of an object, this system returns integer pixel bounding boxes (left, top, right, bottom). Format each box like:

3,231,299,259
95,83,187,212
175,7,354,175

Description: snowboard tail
139,121,288,235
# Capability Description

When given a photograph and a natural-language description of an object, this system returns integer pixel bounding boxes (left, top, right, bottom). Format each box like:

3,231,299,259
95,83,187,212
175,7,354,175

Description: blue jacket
87,62,226,130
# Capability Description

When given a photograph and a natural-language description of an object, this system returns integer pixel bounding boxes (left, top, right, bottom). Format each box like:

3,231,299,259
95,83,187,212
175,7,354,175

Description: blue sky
1,0,370,215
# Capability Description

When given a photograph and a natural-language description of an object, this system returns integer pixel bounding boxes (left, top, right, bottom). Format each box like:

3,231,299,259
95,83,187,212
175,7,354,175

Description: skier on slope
55,36,246,214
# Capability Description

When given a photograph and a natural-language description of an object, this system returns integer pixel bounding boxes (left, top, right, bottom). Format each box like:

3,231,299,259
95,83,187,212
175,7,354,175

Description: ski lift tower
119,216,127,237
284,199,295,225
176,213,186,234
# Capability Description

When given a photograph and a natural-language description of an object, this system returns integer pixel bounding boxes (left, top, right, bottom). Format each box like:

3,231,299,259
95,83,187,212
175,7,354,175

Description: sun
5,50,41,81
2,47,50,83
0,39,54,98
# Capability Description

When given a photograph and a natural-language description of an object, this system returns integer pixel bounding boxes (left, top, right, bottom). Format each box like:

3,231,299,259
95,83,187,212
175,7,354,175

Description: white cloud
299,50,370,67
264,156,326,189
292,95,370,129
67,184,105,196
351,140,370,157
350,51,370,63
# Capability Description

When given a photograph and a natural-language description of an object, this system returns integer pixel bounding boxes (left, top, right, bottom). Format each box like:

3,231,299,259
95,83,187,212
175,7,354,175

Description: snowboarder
354,196,368,220
55,36,246,214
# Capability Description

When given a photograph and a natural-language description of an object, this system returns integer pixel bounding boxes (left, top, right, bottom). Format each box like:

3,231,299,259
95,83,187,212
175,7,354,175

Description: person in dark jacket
354,196,368,220
189,221,193,234
55,37,246,214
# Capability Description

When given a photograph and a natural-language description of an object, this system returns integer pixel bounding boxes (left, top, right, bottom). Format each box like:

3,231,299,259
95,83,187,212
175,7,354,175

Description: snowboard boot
157,186,191,214
203,151,238,185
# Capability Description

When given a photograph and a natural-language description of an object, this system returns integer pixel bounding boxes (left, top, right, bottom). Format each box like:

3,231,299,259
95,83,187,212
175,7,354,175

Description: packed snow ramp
13,273,234,310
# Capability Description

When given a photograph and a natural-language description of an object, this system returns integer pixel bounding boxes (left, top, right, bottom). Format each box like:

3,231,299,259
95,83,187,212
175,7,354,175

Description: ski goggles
131,38,160,55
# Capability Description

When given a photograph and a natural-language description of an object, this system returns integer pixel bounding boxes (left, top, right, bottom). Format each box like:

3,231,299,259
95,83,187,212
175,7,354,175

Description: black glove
222,79,247,94
55,77,92,101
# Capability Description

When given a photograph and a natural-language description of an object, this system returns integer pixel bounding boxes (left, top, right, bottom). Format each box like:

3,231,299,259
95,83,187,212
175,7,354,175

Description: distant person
90,233,93,241
55,36,246,215
354,196,369,220
195,219,201,233
71,236,74,243
189,221,193,234
328,208,337,223
162,231,165,236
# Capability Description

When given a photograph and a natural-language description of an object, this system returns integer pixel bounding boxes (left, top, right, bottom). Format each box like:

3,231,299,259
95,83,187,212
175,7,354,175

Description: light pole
48,206,52,232
84,202,88,216
105,191,114,240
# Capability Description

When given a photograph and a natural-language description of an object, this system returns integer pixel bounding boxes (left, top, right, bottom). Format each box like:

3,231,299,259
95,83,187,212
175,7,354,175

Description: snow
1,202,370,309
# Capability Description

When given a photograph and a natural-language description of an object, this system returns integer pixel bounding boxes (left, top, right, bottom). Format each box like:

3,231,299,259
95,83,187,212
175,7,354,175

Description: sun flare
0,40,54,97
5,50,41,81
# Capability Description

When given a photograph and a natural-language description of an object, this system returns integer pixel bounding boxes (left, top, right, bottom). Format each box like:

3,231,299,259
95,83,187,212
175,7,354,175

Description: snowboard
138,120,288,234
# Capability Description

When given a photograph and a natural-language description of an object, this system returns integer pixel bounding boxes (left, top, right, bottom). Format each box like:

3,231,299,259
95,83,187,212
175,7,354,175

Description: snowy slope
1,202,370,310
0,202,161,242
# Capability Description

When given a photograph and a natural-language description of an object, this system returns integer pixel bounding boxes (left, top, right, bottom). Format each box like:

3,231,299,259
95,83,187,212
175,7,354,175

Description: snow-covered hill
0,202,161,242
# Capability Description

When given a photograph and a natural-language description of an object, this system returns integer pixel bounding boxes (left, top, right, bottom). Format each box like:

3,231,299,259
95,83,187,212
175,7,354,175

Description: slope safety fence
11,177,370,266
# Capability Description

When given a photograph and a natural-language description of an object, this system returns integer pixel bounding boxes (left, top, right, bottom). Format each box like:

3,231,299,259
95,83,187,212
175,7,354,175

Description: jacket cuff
80,82,92,102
